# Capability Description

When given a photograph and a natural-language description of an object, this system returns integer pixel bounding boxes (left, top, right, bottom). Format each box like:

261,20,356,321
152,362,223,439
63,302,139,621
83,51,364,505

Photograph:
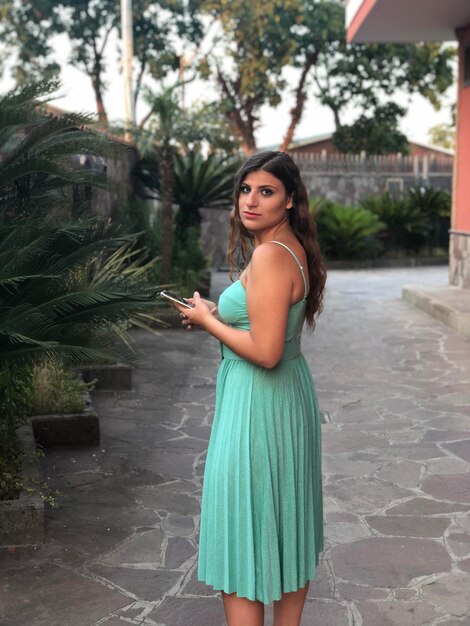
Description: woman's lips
243,211,260,218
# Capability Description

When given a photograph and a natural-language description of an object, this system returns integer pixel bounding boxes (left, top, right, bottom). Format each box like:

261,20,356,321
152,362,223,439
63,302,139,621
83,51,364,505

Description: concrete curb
326,257,449,270
403,284,470,338
81,363,133,391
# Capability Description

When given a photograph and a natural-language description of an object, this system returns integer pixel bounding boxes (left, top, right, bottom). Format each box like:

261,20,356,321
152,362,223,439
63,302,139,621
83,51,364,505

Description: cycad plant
173,150,239,230
172,150,239,289
0,216,163,366
314,203,385,259
405,187,451,249
360,192,430,252
0,78,125,218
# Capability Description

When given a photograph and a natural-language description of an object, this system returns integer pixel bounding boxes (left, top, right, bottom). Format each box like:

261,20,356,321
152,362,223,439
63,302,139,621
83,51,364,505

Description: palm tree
137,85,181,283
136,84,241,282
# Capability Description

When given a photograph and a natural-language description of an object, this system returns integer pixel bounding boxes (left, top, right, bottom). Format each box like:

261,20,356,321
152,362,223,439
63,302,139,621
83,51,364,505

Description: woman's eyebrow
242,183,278,190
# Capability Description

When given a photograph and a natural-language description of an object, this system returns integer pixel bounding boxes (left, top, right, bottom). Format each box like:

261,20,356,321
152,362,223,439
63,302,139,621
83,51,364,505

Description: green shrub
0,365,32,500
172,225,207,295
313,203,385,259
310,187,451,260
309,196,338,214
360,191,430,252
173,150,239,231
405,187,450,249
0,437,23,501
115,196,160,260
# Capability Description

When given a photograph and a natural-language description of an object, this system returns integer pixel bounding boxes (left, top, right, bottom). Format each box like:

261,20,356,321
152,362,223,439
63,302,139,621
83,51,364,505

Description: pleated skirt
197,353,324,605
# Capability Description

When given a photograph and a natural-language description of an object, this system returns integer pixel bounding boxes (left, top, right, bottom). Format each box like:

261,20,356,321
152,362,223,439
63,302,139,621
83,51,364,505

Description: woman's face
238,169,292,232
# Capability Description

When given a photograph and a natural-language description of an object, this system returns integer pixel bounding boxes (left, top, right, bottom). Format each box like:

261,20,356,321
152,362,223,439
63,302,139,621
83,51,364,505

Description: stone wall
91,149,139,219
294,154,453,205
449,231,470,288
199,207,231,269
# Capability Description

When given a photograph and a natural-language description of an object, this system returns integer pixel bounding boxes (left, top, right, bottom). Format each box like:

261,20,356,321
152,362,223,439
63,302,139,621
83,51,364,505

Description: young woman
175,151,327,626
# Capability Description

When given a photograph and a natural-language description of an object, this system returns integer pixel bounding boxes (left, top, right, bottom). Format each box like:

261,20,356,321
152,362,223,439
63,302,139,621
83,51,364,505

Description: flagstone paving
1,266,470,625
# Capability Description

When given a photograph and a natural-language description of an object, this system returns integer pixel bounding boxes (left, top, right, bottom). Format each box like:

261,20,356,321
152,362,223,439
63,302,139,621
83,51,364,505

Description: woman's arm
176,244,293,368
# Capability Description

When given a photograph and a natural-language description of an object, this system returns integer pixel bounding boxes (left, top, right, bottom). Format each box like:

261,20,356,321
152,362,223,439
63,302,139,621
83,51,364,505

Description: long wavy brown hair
227,151,327,330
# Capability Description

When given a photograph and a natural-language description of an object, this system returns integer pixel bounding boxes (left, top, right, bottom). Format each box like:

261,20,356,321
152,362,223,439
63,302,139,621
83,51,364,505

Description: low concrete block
31,392,99,447
0,423,44,547
81,363,133,390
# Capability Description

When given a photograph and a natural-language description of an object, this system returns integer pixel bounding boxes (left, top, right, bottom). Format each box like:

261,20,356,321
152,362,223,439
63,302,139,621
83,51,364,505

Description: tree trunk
226,112,256,156
280,53,318,152
240,134,257,156
159,145,175,283
217,69,257,156
332,106,342,131
92,75,108,124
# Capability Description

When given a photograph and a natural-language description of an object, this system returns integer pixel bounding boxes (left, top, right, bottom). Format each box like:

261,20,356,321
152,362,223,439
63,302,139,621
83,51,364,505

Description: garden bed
30,388,99,448
0,422,44,547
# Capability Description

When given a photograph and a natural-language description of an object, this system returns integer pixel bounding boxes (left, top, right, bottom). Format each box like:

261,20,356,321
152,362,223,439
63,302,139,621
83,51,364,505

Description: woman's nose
246,191,258,207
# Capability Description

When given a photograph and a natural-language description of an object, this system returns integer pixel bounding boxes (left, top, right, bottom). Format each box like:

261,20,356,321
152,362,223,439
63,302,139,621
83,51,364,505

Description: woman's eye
240,186,250,194
261,189,273,196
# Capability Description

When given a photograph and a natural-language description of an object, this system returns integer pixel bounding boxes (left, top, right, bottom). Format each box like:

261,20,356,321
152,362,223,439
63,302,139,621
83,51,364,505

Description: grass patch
24,361,90,416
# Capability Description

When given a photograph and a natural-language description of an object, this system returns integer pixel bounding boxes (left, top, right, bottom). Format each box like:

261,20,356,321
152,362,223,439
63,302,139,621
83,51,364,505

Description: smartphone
159,290,194,309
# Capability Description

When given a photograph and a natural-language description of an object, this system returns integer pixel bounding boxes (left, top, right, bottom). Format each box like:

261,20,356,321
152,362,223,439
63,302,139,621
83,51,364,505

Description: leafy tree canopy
428,123,455,150
200,0,455,154
0,0,204,123
0,0,456,155
200,0,299,153
313,39,455,127
332,103,410,155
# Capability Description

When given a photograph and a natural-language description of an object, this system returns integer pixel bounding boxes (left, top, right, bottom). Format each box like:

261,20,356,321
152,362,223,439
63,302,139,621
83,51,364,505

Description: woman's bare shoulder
253,240,306,266
248,243,294,286
251,241,290,264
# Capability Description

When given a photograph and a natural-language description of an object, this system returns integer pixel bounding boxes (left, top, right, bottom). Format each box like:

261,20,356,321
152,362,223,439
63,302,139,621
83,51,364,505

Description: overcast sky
1,30,457,148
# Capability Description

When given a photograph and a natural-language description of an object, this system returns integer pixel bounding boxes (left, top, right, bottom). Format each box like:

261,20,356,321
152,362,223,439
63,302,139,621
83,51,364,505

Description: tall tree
0,0,203,124
201,0,299,155
1,0,118,123
279,0,343,151
136,85,239,282
201,0,455,153
138,86,180,283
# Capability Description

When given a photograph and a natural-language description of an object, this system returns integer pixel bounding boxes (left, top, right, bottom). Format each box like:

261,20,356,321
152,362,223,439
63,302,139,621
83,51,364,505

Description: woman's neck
253,222,293,247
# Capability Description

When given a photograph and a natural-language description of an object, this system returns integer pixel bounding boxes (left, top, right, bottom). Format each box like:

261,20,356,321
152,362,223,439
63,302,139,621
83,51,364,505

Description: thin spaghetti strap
268,240,308,298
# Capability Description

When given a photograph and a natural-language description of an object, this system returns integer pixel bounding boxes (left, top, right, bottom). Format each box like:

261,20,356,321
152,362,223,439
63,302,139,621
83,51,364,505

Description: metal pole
121,0,135,141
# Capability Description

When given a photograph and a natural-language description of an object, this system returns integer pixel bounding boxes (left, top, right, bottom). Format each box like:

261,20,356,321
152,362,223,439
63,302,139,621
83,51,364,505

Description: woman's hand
175,292,218,331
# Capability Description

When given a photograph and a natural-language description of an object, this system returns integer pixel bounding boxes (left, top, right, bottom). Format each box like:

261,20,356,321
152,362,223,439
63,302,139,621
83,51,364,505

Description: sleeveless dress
197,241,324,605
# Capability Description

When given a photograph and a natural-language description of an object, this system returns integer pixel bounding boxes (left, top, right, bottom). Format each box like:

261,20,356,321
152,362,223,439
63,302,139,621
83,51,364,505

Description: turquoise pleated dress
197,241,324,605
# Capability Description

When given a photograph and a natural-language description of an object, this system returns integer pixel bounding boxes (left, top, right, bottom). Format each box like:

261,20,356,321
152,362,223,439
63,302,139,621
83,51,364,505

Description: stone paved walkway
1,267,470,626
